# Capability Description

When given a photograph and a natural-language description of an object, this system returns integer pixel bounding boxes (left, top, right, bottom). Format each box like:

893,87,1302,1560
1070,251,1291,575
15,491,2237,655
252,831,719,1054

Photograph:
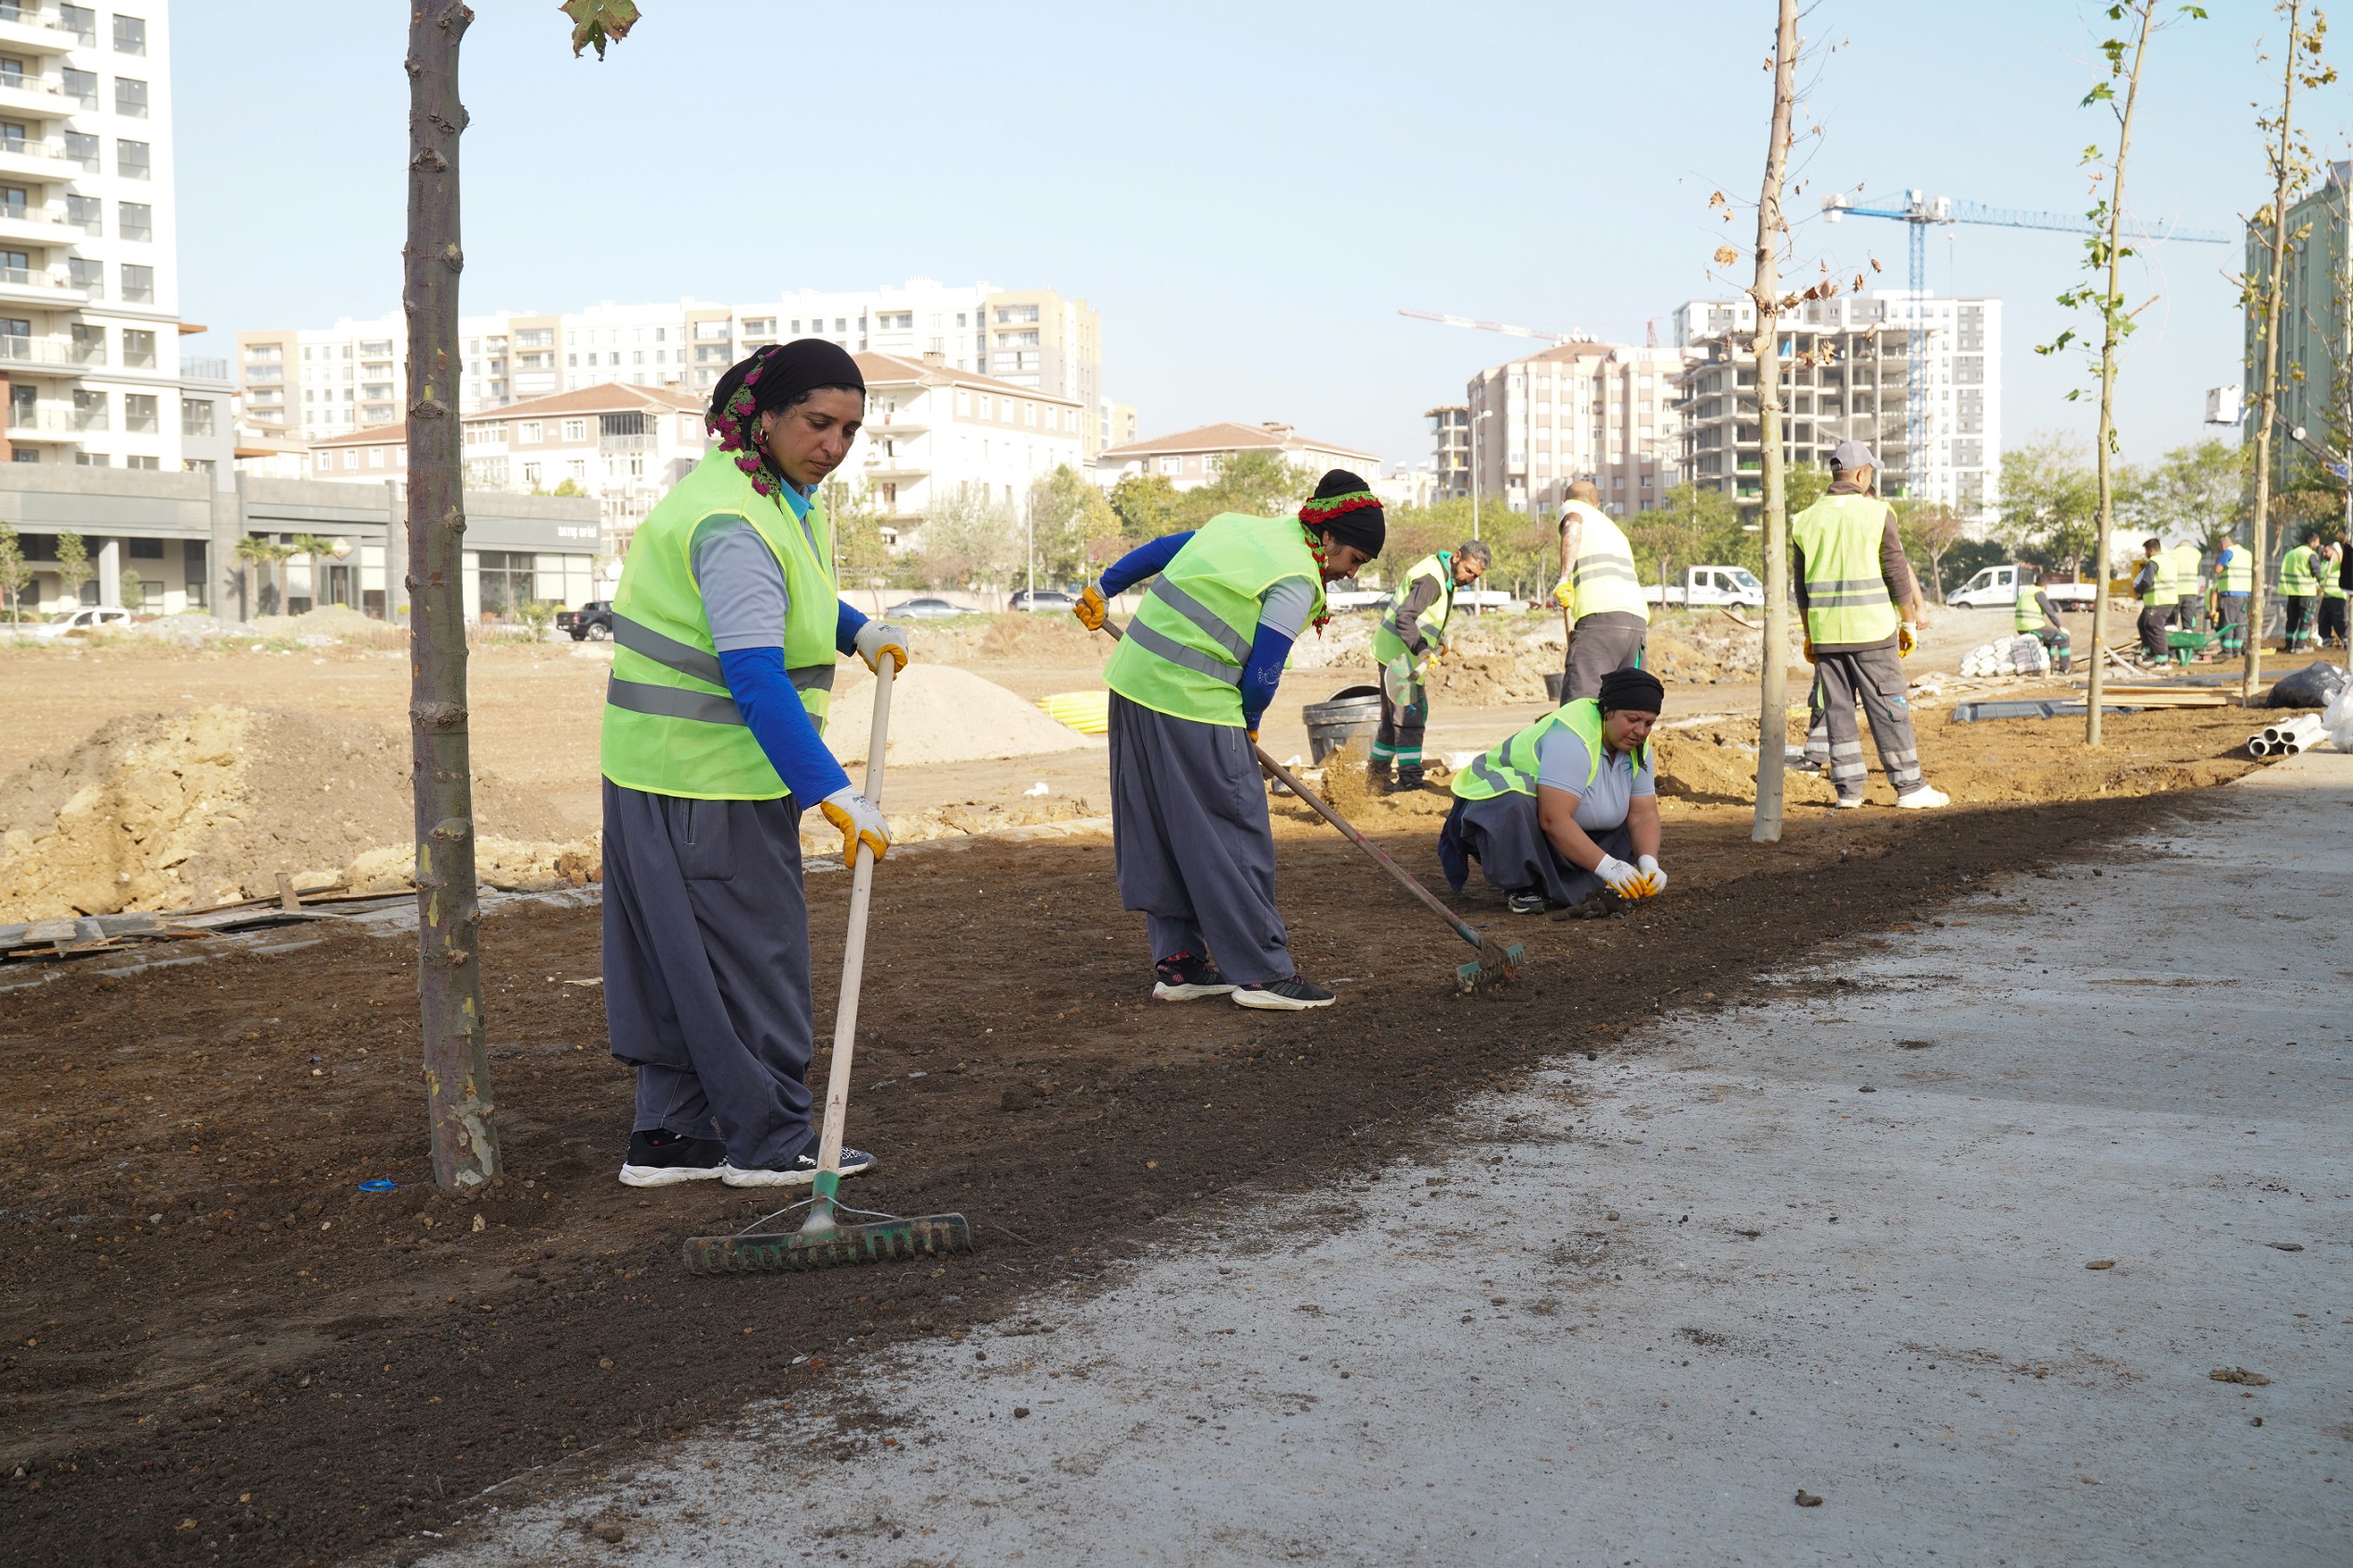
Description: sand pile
249,605,400,645
343,833,602,896
1649,717,1835,807
826,664,1097,768
0,706,582,921
974,613,1112,663
796,795,1100,858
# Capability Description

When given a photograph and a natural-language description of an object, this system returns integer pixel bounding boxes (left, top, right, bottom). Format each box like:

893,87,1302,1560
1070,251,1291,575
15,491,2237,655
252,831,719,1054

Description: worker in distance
2012,565,2072,673
1554,478,1650,698
1075,470,1385,1011
598,341,909,1190
1367,536,1491,794
1793,440,1947,809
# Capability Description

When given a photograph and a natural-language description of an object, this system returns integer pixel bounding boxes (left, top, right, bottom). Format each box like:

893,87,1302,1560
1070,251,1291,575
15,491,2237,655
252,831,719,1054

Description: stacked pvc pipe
2246,713,2325,757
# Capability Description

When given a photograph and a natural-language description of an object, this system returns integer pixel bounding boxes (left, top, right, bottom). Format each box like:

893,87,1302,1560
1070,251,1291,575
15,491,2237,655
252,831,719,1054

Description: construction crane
1822,190,2234,476
1396,308,1598,347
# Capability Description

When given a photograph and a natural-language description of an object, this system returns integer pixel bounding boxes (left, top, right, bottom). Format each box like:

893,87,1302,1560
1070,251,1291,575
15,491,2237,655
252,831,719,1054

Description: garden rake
681,658,974,1274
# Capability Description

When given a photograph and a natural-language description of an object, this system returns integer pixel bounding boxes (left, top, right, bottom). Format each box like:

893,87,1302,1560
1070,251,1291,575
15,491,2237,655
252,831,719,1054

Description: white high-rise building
237,278,1112,459
0,1,229,473
1670,292,2001,520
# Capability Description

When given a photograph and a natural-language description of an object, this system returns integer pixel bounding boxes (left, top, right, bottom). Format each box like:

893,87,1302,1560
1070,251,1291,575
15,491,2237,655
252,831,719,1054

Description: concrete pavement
427,752,2352,1568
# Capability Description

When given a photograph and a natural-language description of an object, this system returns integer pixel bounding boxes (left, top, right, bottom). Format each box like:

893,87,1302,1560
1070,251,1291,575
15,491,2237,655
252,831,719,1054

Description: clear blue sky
178,2,2349,473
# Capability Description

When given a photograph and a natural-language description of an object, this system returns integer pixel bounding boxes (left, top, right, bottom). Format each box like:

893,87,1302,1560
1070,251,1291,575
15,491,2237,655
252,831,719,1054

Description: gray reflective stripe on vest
613,611,727,687
790,664,835,693
1146,577,1253,663
1124,615,1243,685
1468,753,1521,795
1807,576,1893,607
605,675,745,726
1572,558,1640,583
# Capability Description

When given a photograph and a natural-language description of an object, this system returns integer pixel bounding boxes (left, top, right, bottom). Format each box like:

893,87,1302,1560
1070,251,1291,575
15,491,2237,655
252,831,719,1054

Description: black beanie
1298,468,1386,557
1597,666,1665,715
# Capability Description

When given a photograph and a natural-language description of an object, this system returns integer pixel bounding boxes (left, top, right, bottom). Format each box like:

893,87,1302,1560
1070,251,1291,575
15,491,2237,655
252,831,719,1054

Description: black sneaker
1507,890,1552,915
1153,951,1237,1002
721,1146,879,1188
618,1128,726,1187
1231,976,1336,1011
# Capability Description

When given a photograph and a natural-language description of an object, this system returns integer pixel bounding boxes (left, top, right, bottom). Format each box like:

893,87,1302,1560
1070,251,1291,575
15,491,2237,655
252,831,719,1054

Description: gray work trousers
1563,611,1647,699
601,781,815,1170
1107,692,1292,985
1439,794,1633,908
1812,645,1924,798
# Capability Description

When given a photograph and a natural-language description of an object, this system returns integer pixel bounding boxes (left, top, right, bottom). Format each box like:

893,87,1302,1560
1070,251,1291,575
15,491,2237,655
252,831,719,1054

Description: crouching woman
1437,667,1667,917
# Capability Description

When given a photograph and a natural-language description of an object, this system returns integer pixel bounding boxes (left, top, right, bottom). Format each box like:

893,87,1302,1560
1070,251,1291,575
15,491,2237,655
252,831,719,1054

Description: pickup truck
558,600,614,640
1643,566,1766,609
1945,565,2097,610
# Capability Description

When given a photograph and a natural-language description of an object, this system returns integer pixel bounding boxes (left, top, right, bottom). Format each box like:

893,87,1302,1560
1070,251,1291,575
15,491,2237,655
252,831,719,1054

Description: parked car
1324,586,1388,612
1008,588,1078,612
884,596,973,619
558,600,614,640
24,606,135,639
1945,564,2097,610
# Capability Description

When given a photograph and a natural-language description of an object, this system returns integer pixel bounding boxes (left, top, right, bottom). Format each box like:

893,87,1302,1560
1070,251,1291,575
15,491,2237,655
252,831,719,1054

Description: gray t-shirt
691,516,790,651
1258,574,1319,640
1534,725,1654,831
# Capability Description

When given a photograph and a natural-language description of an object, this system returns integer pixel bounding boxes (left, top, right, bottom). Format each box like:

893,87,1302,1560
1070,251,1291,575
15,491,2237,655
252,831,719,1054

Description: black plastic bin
1301,685,1382,763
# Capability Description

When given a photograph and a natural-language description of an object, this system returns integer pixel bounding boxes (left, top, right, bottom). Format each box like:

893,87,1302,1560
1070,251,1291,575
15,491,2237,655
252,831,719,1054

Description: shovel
681,659,975,1273
1102,615,1520,993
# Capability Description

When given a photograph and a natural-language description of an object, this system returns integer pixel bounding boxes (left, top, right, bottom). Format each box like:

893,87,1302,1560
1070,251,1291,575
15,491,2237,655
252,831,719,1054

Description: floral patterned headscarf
705,340,866,500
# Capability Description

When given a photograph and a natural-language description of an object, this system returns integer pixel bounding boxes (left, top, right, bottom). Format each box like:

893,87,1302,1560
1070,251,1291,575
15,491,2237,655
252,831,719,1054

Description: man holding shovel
1075,470,1383,1011
1368,539,1490,794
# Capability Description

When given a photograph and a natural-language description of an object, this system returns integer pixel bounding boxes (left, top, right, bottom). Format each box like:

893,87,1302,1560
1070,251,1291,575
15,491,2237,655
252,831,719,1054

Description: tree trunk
2245,0,2306,704
2086,9,2158,747
1750,0,1799,844
405,0,499,1192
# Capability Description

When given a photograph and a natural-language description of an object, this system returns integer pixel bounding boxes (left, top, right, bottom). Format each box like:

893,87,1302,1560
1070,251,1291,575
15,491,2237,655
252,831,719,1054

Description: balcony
0,139,74,183
0,7,79,53
0,266,88,306
0,334,99,373
184,356,230,383
6,405,75,435
0,204,79,248
597,433,654,454
0,77,71,120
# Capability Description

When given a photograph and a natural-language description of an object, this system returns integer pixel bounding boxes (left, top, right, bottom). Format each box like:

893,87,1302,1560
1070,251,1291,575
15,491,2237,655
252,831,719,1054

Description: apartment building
851,351,1086,543
1427,405,1470,499
1095,422,1379,491
1463,342,1701,517
238,278,1123,461
304,382,703,559
1671,292,2001,520
1098,396,1137,455
0,2,225,476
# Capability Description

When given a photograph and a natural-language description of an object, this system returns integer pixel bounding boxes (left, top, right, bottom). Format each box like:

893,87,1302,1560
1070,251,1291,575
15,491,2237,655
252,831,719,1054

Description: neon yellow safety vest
2279,543,2319,597
2168,543,2202,602
1372,552,1455,666
1451,697,1646,801
2140,555,2177,607
599,449,840,800
1561,503,1649,623
2326,554,2348,598
1788,494,1901,645
2013,586,2047,633
2217,546,2252,594
1104,512,1326,727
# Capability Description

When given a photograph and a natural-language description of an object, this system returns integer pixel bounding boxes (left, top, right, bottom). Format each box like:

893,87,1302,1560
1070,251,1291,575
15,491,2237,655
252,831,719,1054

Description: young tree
289,531,335,613
0,521,25,622
1027,463,1119,583
2240,0,2332,694
2039,1,2200,745
1745,0,1800,845
54,528,91,609
1628,484,1741,593
1893,501,1973,598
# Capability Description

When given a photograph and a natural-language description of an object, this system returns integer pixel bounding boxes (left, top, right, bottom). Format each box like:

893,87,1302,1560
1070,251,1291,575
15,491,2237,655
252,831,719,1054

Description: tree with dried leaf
2037,0,2204,745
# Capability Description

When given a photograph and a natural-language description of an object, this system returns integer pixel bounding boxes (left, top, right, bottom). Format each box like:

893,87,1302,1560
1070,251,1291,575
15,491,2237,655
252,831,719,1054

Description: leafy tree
0,521,25,622
54,529,91,608
1890,500,1973,596
234,533,289,616
2125,438,2247,556
1027,464,1121,583
1107,472,1184,542
1783,462,1831,516
1190,449,1317,521
919,485,1023,591
1997,433,2101,579
550,476,584,497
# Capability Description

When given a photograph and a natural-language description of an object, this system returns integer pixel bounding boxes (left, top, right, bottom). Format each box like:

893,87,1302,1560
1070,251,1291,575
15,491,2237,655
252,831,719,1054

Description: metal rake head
1457,940,1526,994
679,1199,974,1275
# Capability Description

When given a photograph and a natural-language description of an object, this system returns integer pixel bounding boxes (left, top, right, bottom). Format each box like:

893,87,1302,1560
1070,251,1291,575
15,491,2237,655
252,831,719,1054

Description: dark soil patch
0,788,2212,1564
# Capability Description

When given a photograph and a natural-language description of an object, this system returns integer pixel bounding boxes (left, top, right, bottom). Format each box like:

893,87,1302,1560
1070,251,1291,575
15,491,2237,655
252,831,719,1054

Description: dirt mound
0,706,580,920
974,613,1112,663
827,664,1098,768
249,605,398,644
1429,650,1551,705
1651,717,1836,806
343,833,602,895
1295,743,1456,829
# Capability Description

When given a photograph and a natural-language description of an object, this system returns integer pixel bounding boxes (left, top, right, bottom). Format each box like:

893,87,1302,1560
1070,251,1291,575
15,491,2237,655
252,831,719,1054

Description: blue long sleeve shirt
1097,530,1314,731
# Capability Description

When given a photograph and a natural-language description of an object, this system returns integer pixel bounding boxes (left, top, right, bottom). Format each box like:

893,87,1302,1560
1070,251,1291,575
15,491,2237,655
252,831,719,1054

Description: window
834,317,846,333
955,389,971,415
113,13,144,54
114,76,146,117
116,139,148,179
125,455,155,472
182,397,213,436
565,458,585,480
0,122,20,153
515,328,552,348
122,328,153,367
742,317,773,336
518,421,541,443
61,66,95,106
127,536,162,558
522,462,541,487
69,326,103,368
0,184,20,219
72,388,106,429
68,258,100,294
561,419,585,442
61,6,96,44
994,304,1041,325
978,395,993,420
120,262,152,302
474,550,536,617
67,194,101,234
62,131,98,171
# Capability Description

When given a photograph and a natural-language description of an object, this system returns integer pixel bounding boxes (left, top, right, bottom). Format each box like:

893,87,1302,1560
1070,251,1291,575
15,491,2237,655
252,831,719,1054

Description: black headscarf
1298,468,1386,557
706,340,866,498
1597,666,1665,716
